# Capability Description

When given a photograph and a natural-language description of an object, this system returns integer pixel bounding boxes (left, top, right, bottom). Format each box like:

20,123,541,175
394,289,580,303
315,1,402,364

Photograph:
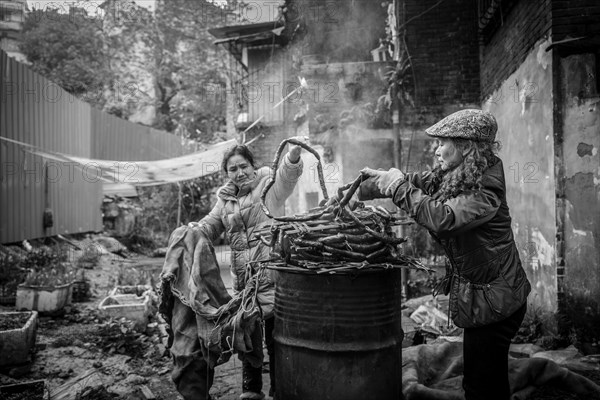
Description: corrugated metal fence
91,109,185,161
0,50,187,244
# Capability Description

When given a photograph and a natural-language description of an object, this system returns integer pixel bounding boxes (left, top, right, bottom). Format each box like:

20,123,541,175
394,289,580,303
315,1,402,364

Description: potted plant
0,253,26,306
16,248,75,314
0,311,38,367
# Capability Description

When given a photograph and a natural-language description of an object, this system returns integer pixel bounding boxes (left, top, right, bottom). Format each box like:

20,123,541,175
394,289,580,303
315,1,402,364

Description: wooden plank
139,385,156,399
49,369,103,400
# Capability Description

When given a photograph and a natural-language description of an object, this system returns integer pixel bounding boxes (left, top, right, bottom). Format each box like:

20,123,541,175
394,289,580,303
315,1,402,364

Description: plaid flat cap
425,109,497,142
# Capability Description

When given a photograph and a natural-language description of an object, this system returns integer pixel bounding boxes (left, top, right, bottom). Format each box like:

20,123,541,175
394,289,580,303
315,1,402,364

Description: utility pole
392,0,408,302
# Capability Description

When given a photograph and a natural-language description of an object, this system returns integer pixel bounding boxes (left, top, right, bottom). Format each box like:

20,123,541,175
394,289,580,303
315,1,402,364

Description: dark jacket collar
481,156,504,194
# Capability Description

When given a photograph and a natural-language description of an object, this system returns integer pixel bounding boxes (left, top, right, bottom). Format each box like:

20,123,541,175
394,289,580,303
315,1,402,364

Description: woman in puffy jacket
357,109,530,400
198,143,303,296
187,141,304,400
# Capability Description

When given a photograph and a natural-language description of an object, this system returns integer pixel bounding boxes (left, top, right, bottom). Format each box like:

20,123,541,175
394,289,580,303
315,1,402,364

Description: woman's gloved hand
358,167,405,200
288,136,309,164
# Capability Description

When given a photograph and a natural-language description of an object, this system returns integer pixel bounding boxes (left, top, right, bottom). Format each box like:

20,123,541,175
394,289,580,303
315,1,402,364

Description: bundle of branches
255,137,432,275
254,204,430,274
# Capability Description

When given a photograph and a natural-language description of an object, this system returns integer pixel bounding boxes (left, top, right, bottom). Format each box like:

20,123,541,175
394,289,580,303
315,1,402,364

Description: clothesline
0,136,237,186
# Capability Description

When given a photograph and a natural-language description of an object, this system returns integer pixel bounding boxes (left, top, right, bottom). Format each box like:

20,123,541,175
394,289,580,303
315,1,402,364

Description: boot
264,317,276,398
241,362,264,399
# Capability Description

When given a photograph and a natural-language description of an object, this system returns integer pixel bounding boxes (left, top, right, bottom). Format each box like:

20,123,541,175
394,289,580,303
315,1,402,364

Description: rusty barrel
272,268,403,400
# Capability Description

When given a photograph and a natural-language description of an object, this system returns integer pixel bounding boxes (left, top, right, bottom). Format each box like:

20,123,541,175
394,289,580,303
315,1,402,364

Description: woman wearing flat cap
358,109,531,400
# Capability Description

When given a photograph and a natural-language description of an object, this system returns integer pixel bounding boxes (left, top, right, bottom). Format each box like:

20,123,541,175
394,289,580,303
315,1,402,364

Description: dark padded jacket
392,157,530,327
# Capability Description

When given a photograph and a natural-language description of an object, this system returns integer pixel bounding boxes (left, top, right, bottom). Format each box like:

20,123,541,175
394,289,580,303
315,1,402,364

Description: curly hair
430,139,501,201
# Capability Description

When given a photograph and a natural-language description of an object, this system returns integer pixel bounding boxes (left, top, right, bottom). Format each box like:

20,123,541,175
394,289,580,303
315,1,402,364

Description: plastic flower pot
16,282,73,314
0,311,38,367
0,379,48,399
98,293,151,331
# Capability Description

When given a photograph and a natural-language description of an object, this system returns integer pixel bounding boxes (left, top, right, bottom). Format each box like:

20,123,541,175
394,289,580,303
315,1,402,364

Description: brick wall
480,0,600,103
403,0,481,107
480,0,552,100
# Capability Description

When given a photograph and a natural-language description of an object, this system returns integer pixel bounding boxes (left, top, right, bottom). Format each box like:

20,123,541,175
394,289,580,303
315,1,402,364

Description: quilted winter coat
196,153,303,293
392,157,531,327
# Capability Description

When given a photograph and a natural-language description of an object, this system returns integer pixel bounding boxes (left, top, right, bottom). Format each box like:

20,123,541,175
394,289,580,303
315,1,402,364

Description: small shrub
130,174,227,251
120,224,159,256
20,248,75,287
0,253,26,297
406,271,444,299
76,242,102,267
564,295,600,352
513,306,574,349
113,264,153,287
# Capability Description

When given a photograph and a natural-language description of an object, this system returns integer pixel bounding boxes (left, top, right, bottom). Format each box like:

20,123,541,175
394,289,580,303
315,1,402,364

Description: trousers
242,317,275,396
169,298,215,400
170,298,275,399
462,303,527,400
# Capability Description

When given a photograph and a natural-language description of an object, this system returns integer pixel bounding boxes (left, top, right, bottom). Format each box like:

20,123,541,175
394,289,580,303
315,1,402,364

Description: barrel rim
266,264,403,276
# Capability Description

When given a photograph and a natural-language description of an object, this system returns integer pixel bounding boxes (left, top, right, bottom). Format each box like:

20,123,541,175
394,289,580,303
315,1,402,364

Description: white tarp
0,136,237,186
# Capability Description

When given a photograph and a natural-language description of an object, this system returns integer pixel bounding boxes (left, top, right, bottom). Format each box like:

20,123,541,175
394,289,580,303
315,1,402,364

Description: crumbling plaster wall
483,39,557,313
560,53,600,342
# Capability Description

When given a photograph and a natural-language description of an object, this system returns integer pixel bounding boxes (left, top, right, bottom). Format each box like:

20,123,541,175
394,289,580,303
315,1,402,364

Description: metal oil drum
272,268,403,400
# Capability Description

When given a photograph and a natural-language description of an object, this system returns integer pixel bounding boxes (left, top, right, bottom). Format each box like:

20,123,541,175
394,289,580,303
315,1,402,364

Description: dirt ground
1,239,599,399
0,244,269,400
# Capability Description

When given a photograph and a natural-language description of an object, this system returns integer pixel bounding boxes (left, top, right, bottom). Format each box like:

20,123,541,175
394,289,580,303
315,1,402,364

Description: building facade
0,0,27,63
478,0,600,345
211,0,600,345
